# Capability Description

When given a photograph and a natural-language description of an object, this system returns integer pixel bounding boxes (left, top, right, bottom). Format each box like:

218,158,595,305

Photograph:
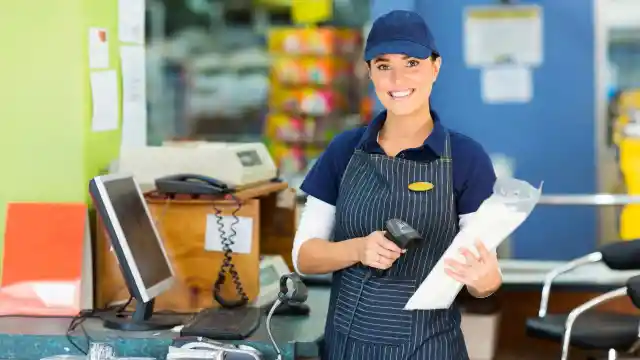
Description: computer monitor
89,173,182,331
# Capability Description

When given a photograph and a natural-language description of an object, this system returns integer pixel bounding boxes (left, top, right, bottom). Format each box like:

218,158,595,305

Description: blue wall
370,0,598,260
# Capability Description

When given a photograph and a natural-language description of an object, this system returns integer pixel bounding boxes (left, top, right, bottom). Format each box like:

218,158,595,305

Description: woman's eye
376,64,390,71
407,60,420,67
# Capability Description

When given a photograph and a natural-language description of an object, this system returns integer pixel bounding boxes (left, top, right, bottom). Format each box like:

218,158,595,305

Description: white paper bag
404,177,542,310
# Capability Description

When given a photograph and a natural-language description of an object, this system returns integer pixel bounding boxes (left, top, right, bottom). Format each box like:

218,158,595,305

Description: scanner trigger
384,218,423,250
374,219,424,277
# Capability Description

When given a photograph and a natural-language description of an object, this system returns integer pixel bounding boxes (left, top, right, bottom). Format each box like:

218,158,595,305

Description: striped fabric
322,132,469,360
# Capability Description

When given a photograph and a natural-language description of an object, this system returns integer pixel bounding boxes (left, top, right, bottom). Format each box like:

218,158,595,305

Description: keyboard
180,306,261,340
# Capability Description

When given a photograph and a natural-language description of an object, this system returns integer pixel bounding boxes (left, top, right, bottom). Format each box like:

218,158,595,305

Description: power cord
66,313,92,355
66,297,133,354
66,189,247,355
0,294,133,355
212,193,249,308
66,196,174,353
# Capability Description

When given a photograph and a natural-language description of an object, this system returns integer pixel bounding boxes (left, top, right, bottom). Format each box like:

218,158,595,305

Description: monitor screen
102,177,172,290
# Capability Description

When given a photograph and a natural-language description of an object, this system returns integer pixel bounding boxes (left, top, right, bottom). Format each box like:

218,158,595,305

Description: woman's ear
432,57,442,82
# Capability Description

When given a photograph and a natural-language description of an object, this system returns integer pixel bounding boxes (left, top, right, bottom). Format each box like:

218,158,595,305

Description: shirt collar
357,110,447,156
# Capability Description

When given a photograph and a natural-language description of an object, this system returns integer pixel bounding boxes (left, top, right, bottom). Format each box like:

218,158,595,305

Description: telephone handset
154,173,232,196
154,173,248,309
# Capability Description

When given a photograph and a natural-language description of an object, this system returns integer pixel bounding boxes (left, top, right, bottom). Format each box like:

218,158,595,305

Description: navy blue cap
364,10,438,61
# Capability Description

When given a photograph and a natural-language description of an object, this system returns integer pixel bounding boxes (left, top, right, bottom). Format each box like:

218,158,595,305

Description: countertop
0,287,331,360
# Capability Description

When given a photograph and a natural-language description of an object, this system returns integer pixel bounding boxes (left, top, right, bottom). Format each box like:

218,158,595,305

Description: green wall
0,0,123,274
83,0,124,190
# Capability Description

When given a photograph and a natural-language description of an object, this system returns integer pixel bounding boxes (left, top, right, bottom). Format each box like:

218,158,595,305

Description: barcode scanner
268,273,309,360
384,218,423,249
372,219,423,277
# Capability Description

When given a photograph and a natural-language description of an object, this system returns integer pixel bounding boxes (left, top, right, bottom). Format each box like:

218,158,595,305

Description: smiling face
369,53,441,116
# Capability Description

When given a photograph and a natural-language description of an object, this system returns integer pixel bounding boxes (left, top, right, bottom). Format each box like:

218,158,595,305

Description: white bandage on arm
292,195,337,274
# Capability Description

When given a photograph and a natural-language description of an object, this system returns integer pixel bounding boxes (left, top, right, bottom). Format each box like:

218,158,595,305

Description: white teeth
390,90,413,98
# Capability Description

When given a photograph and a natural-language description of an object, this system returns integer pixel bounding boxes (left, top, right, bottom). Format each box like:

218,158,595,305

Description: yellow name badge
408,182,434,192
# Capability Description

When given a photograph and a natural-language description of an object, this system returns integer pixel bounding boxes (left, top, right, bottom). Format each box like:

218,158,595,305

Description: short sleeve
457,143,497,214
300,130,360,206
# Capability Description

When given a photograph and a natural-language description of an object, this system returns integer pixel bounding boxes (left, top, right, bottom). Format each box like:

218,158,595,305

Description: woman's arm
293,196,363,274
293,199,496,277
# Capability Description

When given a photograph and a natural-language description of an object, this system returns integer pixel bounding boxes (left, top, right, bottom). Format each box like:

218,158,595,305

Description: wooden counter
95,181,297,313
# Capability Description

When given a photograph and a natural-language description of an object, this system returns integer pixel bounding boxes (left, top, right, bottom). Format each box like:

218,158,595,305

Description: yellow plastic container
618,90,640,240
620,138,640,240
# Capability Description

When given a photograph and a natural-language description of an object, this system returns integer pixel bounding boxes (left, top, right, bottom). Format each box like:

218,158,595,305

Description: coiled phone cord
155,192,248,308
212,193,249,308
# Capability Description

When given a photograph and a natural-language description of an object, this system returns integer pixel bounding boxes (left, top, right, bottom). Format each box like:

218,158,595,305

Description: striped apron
322,132,469,360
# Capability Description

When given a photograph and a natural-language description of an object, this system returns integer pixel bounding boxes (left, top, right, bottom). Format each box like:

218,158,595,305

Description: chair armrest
626,274,640,308
560,286,629,360
600,239,640,270
538,252,603,317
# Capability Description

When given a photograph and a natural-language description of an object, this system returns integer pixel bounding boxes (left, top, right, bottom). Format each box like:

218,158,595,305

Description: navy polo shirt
300,111,497,215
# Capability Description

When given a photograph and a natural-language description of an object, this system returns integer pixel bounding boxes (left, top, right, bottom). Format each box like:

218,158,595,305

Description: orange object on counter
1,202,88,316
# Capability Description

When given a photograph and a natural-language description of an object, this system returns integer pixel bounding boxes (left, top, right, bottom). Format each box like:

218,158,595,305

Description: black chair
526,240,640,360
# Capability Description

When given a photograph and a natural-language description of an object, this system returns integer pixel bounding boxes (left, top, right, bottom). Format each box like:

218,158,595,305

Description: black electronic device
153,173,261,340
155,173,232,196
264,301,311,316
370,219,424,277
180,307,261,340
88,174,183,331
265,273,309,360
277,272,308,303
384,218,423,249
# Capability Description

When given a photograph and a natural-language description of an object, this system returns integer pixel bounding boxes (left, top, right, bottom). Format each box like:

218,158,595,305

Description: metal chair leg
608,348,618,360
561,287,629,360
628,338,640,354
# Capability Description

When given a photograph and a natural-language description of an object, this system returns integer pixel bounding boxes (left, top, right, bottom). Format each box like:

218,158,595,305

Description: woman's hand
356,231,405,270
444,240,502,298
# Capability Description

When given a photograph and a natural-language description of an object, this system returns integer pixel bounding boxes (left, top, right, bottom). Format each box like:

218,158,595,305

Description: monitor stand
101,299,182,331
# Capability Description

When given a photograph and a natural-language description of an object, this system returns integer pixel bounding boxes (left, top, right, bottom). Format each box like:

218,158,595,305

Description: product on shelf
272,143,306,173
269,85,347,116
265,26,363,185
268,27,361,56
271,142,324,174
614,90,640,146
264,113,342,144
360,96,374,124
271,56,351,86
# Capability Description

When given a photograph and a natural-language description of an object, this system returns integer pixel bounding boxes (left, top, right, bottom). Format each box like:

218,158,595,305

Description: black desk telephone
155,173,232,196
154,173,261,340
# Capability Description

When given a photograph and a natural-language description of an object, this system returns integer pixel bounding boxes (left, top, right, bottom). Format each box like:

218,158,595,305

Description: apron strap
441,130,452,163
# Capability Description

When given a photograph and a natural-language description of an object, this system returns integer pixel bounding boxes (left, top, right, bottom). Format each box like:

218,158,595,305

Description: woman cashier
292,10,502,360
